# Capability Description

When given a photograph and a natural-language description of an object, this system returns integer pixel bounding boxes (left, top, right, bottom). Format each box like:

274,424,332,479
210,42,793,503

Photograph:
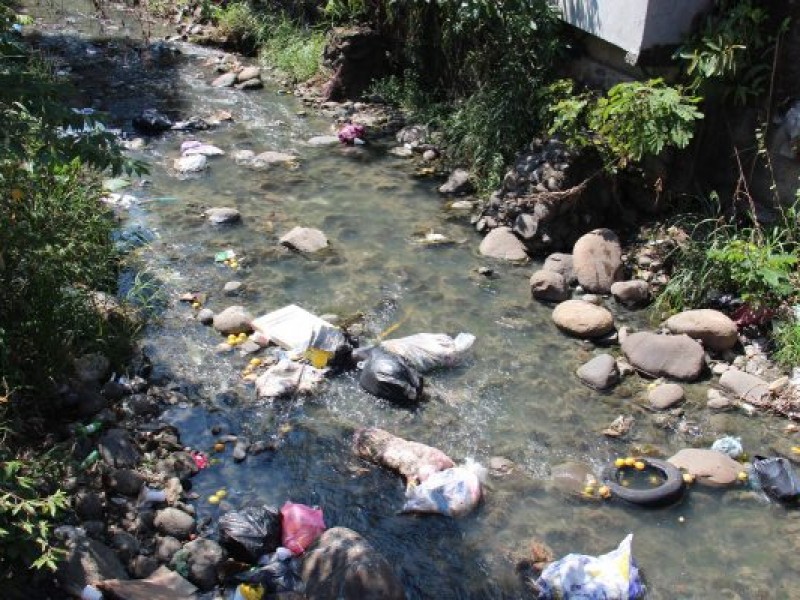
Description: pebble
223,281,243,296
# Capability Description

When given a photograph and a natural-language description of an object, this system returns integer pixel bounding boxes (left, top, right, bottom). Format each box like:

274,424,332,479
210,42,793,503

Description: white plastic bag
534,534,645,600
255,360,325,399
381,332,475,373
401,459,485,517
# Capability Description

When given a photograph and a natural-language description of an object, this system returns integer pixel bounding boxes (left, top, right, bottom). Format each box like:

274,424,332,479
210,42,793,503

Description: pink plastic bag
338,124,365,145
280,501,326,555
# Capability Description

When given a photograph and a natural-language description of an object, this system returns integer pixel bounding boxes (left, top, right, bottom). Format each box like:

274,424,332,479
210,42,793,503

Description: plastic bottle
79,450,101,469
76,421,103,436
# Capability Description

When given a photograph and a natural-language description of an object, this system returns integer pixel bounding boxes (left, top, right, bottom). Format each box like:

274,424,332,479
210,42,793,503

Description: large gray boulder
154,507,195,539
530,270,569,303
212,306,254,335
280,226,330,253
552,299,614,338
664,309,738,351
576,354,619,390
542,252,575,284
610,280,650,307
719,369,769,403
621,332,705,381
668,448,743,487
479,227,528,261
572,228,623,293
302,527,405,600
56,534,129,596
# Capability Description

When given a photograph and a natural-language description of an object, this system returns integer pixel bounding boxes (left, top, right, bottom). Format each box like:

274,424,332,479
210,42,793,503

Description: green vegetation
548,79,703,171
0,0,143,581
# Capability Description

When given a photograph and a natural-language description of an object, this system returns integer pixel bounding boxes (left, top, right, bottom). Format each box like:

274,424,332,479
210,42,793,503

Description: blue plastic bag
534,534,645,600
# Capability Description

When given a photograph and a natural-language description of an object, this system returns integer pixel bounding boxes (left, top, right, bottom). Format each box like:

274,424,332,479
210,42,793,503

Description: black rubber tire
601,458,686,508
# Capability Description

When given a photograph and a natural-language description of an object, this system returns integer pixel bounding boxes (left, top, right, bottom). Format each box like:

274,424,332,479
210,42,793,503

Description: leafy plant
0,426,70,579
676,0,785,105
548,79,703,171
774,317,800,369
212,1,267,54
260,16,326,82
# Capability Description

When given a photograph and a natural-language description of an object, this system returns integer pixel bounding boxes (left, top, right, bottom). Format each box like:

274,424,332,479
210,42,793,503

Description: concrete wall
556,0,713,62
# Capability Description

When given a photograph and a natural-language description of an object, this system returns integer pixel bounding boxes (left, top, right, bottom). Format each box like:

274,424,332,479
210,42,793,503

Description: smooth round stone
648,383,685,410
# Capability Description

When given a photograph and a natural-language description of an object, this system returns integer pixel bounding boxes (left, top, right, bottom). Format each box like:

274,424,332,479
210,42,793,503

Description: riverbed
26,1,800,597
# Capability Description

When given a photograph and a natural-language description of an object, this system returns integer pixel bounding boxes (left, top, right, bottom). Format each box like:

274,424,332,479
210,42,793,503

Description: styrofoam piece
251,304,335,351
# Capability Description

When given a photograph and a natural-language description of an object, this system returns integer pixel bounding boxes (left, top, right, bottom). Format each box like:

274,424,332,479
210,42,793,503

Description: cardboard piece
252,304,341,352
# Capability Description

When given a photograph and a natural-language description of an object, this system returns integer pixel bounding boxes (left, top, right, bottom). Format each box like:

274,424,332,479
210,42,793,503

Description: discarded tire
601,458,686,508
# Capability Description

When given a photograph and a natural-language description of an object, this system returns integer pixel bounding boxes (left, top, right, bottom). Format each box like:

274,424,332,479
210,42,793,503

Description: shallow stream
27,2,800,597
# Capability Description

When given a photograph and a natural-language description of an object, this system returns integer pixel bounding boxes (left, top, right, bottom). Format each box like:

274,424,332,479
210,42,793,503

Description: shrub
774,318,800,369
548,79,703,171
260,16,326,82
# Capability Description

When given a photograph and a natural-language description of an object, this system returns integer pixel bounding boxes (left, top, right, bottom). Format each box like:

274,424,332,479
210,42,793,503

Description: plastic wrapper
218,505,281,563
280,502,326,555
255,359,325,399
401,460,485,517
359,348,423,403
534,534,645,600
381,332,475,373
231,547,304,594
753,456,800,504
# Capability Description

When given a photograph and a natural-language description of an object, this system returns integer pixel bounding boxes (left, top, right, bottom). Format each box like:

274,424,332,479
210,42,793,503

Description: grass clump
260,17,326,82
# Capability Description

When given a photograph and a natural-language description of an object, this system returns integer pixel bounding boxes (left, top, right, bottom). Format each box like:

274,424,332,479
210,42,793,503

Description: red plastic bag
280,501,326,555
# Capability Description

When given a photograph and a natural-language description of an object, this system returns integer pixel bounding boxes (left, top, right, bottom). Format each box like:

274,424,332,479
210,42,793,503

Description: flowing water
26,2,800,598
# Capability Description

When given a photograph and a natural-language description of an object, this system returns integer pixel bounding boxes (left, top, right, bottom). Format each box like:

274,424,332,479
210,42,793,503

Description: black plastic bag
218,505,281,562
753,456,800,504
359,348,423,403
232,548,304,594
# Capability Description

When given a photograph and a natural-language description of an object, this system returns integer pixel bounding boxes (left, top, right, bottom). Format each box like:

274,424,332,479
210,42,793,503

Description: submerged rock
542,252,575,284
173,154,208,174
719,369,769,403
206,207,241,224
237,65,261,82
280,226,329,253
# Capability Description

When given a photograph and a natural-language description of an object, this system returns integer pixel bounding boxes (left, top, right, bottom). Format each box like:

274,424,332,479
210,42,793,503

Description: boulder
132,109,172,135
479,227,528,261
212,306,254,335
621,332,705,381
551,299,614,338
648,383,685,410
542,252,575,284
302,527,405,600
211,72,236,88
178,538,225,591
97,566,197,600
353,428,454,482
173,154,207,173
154,507,195,539
664,309,738,351
530,270,569,303
236,66,261,82
438,168,474,195
156,536,182,563
572,228,623,293
576,354,619,390
252,151,298,166
205,207,241,225
667,448,743,487
98,429,140,468
719,369,769,403
610,280,651,307
513,213,538,240
56,535,129,596
280,226,329,253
